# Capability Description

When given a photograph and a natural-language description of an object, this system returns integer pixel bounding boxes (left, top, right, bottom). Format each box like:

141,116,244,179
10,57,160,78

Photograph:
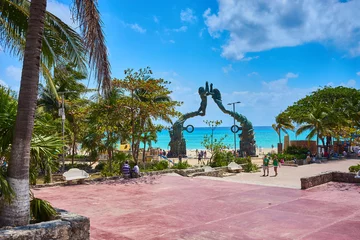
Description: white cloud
248,72,259,77
222,64,233,74
204,0,360,60
171,26,188,33
357,72,360,76
199,28,206,38
6,66,22,82
262,72,298,91
0,79,8,87
180,8,197,23
121,21,146,33
169,40,175,44
241,56,259,62
156,71,178,78
153,16,159,23
128,23,146,33
47,0,76,28
211,47,220,52
340,79,356,88
286,72,299,79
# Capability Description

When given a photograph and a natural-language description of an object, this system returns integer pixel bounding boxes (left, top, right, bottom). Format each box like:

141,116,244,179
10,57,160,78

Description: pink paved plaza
34,175,360,240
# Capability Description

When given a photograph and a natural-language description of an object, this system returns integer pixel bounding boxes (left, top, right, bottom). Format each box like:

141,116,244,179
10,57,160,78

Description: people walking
273,156,279,177
262,155,269,176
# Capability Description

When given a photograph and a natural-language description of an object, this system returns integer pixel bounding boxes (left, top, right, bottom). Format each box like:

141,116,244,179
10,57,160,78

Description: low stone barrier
189,167,228,178
0,209,89,240
301,171,360,189
32,168,207,188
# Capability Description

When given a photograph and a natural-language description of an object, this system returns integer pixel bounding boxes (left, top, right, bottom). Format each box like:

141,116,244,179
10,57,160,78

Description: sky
1,0,360,127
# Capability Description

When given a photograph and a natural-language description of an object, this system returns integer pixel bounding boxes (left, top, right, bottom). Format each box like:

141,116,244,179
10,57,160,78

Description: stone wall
301,171,360,189
300,172,333,189
0,209,89,240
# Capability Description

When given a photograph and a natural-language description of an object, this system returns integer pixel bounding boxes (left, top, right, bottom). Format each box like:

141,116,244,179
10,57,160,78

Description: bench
63,168,89,184
227,162,242,173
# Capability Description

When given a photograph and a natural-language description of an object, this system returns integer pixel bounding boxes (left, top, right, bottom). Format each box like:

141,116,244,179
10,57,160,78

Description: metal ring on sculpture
231,124,240,133
184,125,194,133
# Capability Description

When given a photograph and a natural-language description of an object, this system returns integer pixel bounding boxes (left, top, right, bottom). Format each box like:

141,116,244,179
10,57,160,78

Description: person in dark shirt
122,161,130,179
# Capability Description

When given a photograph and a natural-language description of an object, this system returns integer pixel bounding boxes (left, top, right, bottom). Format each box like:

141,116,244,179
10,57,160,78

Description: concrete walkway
34,174,360,240
199,159,360,189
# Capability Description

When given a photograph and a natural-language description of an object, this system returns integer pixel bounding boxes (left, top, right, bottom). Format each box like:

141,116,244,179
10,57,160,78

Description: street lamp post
58,91,76,172
228,101,241,157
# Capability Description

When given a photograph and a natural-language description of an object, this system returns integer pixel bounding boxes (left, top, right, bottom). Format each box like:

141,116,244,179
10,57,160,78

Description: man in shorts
262,155,269,176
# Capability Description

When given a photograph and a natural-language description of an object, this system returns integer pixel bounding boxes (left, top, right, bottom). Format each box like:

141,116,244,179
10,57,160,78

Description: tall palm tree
295,103,334,156
0,0,88,96
272,112,294,145
0,0,111,227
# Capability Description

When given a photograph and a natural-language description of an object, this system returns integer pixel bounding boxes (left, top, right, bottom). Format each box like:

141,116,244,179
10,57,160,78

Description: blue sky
0,0,360,127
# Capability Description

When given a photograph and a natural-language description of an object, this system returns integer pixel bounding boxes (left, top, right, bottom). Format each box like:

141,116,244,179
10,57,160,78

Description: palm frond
74,0,111,94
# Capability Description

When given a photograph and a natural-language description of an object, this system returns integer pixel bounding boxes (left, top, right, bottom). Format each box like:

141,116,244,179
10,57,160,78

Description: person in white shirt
132,163,140,178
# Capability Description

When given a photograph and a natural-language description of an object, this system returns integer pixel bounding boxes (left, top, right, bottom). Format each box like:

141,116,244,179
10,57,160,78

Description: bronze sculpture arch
168,82,256,157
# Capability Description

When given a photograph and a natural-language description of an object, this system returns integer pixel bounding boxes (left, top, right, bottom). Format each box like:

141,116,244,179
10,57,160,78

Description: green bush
235,157,250,164
95,162,106,171
64,163,91,172
284,146,309,156
242,160,258,172
154,160,169,170
172,161,191,169
349,164,360,173
210,151,233,167
30,197,57,223
101,152,133,177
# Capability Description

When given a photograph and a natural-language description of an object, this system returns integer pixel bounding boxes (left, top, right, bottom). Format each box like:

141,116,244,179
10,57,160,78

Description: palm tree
272,112,295,144
0,0,89,96
295,103,334,156
0,0,111,227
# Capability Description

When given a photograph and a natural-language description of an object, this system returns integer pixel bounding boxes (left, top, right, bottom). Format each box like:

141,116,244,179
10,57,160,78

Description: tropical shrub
64,163,91,172
95,162,106,171
101,152,133,177
242,159,258,172
154,160,169,170
0,166,14,203
235,157,250,164
172,161,191,169
284,146,309,155
30,192,57,223
349,164,360,173
209,151,234,167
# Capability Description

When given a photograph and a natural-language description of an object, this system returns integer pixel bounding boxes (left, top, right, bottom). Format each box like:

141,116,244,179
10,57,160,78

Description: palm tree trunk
316,130,319,158
0,0,47,227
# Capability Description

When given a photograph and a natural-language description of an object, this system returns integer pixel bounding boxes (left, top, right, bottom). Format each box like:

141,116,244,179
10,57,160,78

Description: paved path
34,174,360,240
199,159,360,189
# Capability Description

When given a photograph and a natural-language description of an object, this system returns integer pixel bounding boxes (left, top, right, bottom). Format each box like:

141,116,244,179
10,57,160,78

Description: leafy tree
201,120,229,163
113,68,181,162
0,0,110,227
278,86,360,155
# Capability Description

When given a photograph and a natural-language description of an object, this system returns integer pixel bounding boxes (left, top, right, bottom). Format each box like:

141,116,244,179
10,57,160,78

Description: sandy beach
164,147,277,166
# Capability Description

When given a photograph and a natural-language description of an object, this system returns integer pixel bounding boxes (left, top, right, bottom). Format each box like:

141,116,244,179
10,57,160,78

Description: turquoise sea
152,126,312,150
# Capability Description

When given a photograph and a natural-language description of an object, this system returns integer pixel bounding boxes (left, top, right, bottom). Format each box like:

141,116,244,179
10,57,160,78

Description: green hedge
349,164,360,173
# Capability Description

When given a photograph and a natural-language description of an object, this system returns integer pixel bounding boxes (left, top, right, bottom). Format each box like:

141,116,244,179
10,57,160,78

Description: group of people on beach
262,154,281,177
196,149,207,163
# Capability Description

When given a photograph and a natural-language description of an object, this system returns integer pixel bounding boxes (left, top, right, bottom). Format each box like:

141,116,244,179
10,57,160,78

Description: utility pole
228,101,241,157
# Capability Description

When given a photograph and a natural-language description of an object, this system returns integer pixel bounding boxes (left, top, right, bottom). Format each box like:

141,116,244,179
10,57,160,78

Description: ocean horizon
151,126,313,150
